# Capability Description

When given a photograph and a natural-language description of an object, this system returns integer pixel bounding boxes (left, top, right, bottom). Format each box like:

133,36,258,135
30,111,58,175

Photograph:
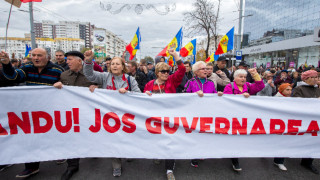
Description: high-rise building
104,29,127,58
0,36,85,59
34,20,93,48
241,0,320,68
55,21,80,39
79,22,93,48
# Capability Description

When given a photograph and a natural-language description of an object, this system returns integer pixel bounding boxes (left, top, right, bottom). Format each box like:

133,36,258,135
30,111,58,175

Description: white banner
0,86,320,165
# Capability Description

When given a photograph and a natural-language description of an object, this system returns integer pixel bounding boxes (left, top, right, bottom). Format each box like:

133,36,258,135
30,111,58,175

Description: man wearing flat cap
53,51,98,180
274,69,292,87
213,56,230,91
230,61,254,83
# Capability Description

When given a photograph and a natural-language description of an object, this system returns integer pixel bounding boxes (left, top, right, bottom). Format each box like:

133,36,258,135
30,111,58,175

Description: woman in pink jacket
224,68,265,97
223,68,264,171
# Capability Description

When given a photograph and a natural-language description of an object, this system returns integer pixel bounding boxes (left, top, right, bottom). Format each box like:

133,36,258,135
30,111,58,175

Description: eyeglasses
160,70,170,74
198,68,206,71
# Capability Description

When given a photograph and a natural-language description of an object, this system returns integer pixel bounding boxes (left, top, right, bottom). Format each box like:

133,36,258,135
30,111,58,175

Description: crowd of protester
0,48,320,180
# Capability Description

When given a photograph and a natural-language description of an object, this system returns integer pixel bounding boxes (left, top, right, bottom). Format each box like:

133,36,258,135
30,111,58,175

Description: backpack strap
231,82,234,94
127,75,132,91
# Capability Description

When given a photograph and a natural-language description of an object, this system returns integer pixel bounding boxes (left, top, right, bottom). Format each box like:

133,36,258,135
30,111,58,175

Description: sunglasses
160,70,170,74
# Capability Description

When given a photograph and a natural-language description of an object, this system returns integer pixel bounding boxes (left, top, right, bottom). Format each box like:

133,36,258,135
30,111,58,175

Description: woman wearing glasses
183,61,223,168
144,49,186,95
144,49,186,180
184,61,223,97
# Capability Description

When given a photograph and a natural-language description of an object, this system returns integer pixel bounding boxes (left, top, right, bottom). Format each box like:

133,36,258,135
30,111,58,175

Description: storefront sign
266,62,271,68
289,61,295,67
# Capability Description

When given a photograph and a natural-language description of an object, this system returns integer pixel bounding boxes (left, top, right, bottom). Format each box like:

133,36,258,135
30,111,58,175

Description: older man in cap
0,48,64,178
230,61,254,83
213,56,230,91
0,48,64,86
274,69,292,87
54,51,98,180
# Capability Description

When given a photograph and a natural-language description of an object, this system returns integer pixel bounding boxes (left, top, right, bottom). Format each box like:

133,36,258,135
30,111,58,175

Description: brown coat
292,84,320,98
60,69,97,87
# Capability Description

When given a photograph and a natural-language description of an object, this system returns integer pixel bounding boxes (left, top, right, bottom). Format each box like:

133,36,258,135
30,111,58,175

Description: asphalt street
1,158,319,180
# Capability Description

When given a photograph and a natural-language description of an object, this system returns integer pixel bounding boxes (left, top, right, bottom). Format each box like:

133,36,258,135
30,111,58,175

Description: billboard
94,45,106,58
93,29,106,45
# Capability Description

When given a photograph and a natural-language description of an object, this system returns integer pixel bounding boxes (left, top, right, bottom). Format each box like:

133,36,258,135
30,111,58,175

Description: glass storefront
244,0,320,46
244,46,320,68
242,0,320,68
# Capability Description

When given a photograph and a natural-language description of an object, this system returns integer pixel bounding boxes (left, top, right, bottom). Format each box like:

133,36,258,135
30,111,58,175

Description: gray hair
192,61,206,73
234,69,247,78
263,71,271,78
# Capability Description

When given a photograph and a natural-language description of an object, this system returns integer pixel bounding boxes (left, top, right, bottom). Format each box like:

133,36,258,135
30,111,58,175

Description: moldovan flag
20,0,42,2
180,39,196,57
205,51,219,63
126,27,141,60
157,28,183,66
157,27,183,57
25,44,32,57
215,27,234,55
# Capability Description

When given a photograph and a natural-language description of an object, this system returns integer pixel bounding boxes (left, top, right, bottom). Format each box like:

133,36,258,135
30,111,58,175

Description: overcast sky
0,0,240,58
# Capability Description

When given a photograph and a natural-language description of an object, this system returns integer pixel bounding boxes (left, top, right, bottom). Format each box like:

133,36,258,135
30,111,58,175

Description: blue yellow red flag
126,27,141,60
205,51,219,63
215,27,234,55
25,44,32,57
157,27,183,57
157,28,183,66
180,39,196,57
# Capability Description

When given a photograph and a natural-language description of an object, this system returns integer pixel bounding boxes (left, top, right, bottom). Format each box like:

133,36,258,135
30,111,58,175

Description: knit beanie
301,70,318,81
278,83,291,93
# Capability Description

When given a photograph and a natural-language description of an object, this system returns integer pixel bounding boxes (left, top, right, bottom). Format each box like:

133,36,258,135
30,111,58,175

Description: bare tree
184,0,222,58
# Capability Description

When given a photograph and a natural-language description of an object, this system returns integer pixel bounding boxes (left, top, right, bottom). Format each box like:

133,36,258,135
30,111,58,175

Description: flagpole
5,1,14,52
139,27,141,62
29,2,36,49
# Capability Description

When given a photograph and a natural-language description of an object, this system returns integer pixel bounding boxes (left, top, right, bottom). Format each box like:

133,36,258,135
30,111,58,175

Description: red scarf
111,74,129,90
279,91,287,97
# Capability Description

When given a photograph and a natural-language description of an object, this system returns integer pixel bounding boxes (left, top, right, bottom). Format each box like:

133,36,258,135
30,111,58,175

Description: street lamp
237,0,253,52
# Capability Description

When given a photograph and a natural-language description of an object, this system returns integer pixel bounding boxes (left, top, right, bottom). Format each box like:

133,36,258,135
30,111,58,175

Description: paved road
1,158,319,180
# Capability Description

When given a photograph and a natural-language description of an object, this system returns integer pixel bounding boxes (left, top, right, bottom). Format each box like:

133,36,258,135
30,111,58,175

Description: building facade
242,0,320,68
0,37,85,59
33,20,126,55
105,29,126,58
34,20,93,49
